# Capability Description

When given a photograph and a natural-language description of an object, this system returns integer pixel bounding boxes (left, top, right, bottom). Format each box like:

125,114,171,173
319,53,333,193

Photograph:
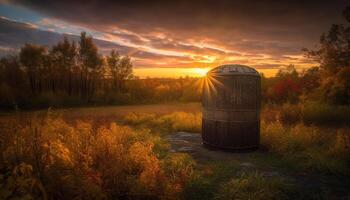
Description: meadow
1,102,349,199
1,3,350,200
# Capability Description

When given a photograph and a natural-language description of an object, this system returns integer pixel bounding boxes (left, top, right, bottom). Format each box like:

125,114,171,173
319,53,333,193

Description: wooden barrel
201,64,261,150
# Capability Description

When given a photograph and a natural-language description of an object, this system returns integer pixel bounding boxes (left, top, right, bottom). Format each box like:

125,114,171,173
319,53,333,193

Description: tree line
0,32,134,109
261,7,350,105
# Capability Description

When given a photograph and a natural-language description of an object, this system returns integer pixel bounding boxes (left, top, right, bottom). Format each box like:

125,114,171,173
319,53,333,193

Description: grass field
1,103,350,199
0,102,201,122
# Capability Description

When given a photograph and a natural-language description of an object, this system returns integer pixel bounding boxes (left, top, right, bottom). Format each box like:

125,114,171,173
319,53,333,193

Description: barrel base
202,118,260,150
202,141,259,152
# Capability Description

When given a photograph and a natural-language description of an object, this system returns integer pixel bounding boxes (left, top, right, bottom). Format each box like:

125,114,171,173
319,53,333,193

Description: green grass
183,161,240,200
214,171,289,200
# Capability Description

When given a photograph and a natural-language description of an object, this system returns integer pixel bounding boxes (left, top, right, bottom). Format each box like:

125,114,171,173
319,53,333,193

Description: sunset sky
0,0,348,77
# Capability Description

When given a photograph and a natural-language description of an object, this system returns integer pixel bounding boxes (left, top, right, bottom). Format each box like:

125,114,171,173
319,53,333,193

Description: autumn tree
306,7,350,104
267,65,301,103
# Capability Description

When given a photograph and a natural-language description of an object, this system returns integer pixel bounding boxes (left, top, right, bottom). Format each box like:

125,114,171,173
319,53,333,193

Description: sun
192,68,211,77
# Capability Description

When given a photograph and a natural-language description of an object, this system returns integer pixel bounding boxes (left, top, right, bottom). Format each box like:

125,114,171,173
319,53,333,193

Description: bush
277,103,301,125
262,101,350,126
162,153,196,196
0,163,48,199
302,101,350,125
261,121,350,174
0,113,195,199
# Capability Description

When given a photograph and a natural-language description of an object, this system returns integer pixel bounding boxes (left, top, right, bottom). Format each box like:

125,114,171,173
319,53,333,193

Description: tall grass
302,101,350,125
214,171,288,200
261,121,350,174
1,107,349,199
123,111,202,133
0,114,195,199
122,110,350,175
267,101,350,125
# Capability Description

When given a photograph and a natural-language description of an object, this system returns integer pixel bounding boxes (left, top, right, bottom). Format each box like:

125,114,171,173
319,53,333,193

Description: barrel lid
208,64,260,76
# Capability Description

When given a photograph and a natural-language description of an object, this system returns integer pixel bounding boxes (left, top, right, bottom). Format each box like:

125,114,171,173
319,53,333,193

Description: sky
0,0,348,77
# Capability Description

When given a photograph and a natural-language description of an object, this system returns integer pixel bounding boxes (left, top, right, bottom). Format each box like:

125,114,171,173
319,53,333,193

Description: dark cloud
0,17,134,54
0,17,185,63
8,0,349,56
251,64,282,69
130,50,189,60
2,0,350,70
109,31,146,45
149,38,228,56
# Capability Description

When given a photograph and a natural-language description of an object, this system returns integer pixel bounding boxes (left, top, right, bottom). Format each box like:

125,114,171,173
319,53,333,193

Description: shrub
162,153,196,197
0,113,195,199
0,163,48,199
262,101,350,126
261,104,280,123
302,101,350,125
277,103,301,125
261,121,350,175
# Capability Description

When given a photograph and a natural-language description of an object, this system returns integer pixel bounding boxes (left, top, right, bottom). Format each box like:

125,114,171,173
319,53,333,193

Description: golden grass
123,111,202,133
261,121,350,174
1,104,350,199
0,114,195,199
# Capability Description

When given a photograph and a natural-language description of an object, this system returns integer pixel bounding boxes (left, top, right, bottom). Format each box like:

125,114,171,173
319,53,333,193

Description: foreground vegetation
1,102,349,199
123,106,350,176
0,113,195,199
